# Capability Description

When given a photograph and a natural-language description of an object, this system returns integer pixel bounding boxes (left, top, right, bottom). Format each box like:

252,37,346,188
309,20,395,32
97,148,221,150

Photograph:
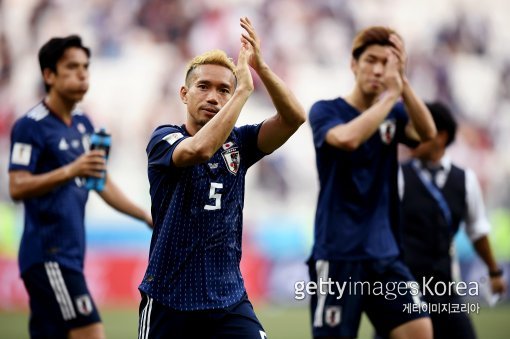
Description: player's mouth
201,106,219,115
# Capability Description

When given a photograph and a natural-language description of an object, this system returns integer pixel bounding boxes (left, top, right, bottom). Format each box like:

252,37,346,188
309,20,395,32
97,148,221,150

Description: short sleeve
147,126,188,169
309,100,345,149
9,118,44,173
237,123,266,168
464,168,491,241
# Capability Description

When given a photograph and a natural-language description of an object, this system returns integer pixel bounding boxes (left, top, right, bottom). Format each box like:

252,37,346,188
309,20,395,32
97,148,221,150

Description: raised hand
236,19,254,94
239,17,264,71
383,50,403,97
389,34,407,77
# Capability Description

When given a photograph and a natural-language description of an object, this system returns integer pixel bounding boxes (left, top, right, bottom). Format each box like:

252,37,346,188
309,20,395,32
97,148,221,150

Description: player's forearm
255,63,306,128
401,79,437,141
9,166,73,200
99,177,149,223
473,235,500,273
326,92,399,150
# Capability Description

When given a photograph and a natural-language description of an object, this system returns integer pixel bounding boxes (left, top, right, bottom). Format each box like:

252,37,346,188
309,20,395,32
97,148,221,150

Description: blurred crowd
1,0,510,263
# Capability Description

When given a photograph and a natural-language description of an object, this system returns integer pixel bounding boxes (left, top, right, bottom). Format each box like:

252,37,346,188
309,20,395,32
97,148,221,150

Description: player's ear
179,86,188,104
350,58,358,75
43,68,55,88
437,130,449,147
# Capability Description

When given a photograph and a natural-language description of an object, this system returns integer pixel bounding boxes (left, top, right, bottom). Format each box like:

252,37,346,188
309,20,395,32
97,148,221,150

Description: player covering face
308,26,436,339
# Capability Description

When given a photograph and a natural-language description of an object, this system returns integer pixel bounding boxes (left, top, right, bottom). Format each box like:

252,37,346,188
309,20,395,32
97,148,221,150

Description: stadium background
0,0,509,337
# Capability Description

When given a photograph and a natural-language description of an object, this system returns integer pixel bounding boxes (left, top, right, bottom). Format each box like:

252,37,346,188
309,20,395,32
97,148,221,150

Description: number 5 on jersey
204,182,223,210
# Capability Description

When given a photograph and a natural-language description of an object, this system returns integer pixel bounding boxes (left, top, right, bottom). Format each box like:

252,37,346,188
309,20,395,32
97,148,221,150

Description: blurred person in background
308,26,436,339
137,17,305,338
397,101,507,339
8,35,152,339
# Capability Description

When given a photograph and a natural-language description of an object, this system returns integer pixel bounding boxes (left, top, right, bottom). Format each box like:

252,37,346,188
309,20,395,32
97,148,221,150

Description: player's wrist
62,164,74,181
489,268,503,278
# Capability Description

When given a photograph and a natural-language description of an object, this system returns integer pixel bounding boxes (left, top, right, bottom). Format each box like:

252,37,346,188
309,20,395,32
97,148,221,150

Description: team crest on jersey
379,119,396,144
221,142,240,175
75,294,93,316
325,306,341,327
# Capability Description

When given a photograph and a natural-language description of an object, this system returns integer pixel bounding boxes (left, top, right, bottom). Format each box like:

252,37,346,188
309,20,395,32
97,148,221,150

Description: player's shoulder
147,124,186,149
151,124,185,139
310,97,347,116
12,102,49,133
22,102,50,123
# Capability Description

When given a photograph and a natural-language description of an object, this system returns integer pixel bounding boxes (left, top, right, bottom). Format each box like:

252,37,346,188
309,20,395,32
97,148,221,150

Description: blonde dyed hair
185,49,236,85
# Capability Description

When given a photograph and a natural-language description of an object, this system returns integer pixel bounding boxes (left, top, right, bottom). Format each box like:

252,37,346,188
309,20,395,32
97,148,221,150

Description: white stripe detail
139,299,147,339
45,262,71,320
145,298,153,338
45,262,76,320
139,296,153,339
51,262,77,320
313,260,329,328
27,104,49,121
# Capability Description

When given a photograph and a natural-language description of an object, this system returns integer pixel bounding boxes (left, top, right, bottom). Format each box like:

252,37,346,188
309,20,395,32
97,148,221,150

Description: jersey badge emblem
221,143,240,175
379,119,396,144
75,294,93,316
325,306,341,327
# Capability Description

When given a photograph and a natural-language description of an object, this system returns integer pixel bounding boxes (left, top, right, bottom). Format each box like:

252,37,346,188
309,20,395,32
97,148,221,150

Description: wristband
489,268,503,278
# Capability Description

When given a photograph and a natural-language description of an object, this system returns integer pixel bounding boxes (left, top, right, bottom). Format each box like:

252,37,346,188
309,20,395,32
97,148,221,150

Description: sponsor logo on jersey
221,142,240,175
379,119,396,144
58,138,69,150
11,143,32,166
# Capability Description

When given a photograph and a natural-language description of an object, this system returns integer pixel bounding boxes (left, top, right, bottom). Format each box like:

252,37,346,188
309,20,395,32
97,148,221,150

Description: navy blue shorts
22,262,101,339
308,257,429,338
138,292,267,339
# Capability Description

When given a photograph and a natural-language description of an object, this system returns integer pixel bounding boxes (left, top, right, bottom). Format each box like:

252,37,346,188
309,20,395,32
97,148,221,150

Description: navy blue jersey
139,123,266,311
309,97,410,260
8,102,94,274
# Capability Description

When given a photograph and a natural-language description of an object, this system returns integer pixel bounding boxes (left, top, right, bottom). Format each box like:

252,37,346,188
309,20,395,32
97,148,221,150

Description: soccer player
399,101,507,339
137,17,305,338
308,26,437,338
8,35,152,339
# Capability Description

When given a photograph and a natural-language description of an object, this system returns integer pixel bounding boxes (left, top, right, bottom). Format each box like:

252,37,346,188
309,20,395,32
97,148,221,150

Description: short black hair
425,101,457,146
38,35,90,92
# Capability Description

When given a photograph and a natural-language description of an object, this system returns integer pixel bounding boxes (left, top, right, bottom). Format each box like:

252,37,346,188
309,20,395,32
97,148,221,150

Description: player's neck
345,89,377,112
184,119,203,136
44,93,76,126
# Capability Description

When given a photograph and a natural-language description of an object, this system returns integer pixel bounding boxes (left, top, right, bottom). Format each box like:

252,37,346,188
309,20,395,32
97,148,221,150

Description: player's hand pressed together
389,33,407,78
236,20,255,95
239,17,264,72
382,50,403,99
